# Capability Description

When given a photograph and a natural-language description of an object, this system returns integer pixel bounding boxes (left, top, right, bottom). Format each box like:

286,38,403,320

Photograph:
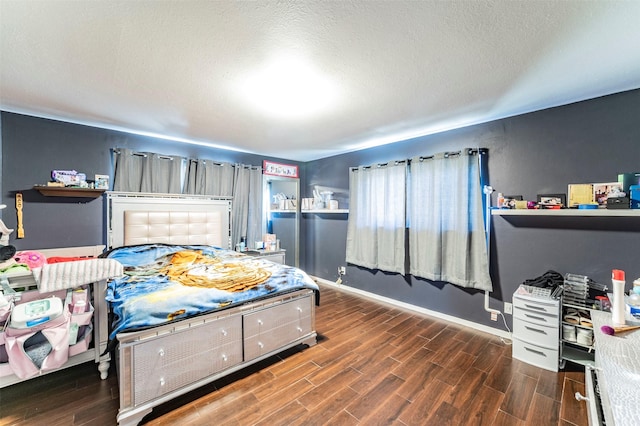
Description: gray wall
302,89,640,331
2,88,639,332
0,112,299,250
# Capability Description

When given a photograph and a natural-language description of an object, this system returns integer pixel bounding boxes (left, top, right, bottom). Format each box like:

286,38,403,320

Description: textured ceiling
1,1,640,161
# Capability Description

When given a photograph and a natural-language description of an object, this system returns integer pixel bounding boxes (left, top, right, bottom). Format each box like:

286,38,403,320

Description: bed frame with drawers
106,192,318,425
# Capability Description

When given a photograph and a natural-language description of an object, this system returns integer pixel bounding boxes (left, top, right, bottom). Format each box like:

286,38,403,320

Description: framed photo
504,195,523,209
537,193,566,207
263,160,298,178
94,174,110,190
568,184,594,207
592,182,624,206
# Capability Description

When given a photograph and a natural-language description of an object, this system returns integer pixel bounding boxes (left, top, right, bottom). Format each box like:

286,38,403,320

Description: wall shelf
34,186,106,198
492,209,640,217
302,209,349,214
270,209,349,214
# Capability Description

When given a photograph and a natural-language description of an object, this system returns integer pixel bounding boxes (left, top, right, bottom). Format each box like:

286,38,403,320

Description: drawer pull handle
524,313,546,321
257,320,263,325
258,342,264,348
523,304,549,311
158,349,165,357
524,326,547,334
160,377,165,386
222,354,228,362
524,347,546,357
221,329,228,336
297,307,303,312
575,392,589,402
297,326,303,332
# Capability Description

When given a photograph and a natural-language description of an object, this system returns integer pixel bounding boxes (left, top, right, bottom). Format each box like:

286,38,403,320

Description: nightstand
245,249,286,264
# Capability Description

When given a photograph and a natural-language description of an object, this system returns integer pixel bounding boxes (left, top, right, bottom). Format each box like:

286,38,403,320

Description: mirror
263,175,299,267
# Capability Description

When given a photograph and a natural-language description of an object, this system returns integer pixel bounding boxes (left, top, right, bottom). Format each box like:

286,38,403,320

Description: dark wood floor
1,283,588,426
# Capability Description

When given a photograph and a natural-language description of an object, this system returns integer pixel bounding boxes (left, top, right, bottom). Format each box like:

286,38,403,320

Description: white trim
313,277,511,340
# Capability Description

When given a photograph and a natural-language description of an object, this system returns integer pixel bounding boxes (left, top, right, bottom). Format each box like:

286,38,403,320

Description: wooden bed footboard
115,288,317,426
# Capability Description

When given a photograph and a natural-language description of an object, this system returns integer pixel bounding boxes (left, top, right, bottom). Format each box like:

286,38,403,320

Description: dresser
512,288,560,372
245,249,286,264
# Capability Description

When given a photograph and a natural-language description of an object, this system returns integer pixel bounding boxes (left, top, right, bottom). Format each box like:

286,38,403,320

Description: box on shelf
631,185,640,209
618,172,640,193
607,197,630,209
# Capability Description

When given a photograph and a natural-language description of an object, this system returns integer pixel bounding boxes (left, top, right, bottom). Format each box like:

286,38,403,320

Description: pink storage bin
4,306,71,380
0,331,14,377
70,301,94,327
0,295,12,323
69,324,93,357
68,301,94,356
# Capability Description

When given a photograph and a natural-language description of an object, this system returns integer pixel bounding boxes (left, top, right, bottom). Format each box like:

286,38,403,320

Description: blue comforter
104,244,318,339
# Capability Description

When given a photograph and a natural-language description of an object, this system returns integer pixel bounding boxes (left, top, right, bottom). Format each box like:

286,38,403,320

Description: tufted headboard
107,192,232,249
124,210,225,247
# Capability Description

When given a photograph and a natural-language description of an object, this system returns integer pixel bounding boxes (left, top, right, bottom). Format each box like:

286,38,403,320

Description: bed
104,192,319,426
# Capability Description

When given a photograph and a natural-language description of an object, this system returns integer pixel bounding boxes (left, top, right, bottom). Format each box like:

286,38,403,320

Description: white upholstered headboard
107,192,232,249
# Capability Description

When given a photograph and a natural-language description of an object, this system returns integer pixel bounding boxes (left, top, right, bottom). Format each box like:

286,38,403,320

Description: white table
589,310,640,425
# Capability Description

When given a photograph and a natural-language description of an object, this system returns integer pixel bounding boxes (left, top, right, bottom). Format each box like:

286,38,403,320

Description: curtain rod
188,159,226,166
113,149,147,158
350,148,488,171
418,147,487,162
113,149,176,160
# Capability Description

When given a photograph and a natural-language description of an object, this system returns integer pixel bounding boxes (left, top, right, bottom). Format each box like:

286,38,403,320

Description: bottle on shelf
612,269,626,326
496,192,505,209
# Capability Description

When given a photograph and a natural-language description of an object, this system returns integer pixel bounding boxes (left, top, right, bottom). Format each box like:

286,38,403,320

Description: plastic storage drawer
512,336,559,372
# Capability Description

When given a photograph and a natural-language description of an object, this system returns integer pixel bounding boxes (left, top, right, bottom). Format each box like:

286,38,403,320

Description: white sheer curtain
408,150,492,291
346,162,407,274
113,148,183,193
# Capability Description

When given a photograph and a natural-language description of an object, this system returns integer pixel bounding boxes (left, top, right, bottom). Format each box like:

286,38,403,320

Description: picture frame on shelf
537,193,566,208
504,195,523,209
592,182,624,207
94,174,109,190
568,184,594,207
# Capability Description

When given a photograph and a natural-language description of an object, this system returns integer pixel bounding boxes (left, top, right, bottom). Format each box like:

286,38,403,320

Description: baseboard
312,276,512,340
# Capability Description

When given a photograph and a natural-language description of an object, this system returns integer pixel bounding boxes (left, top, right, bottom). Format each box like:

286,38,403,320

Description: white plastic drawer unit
512,316,558,349
130,315,242,405
243,295,313,361
512,291,560,372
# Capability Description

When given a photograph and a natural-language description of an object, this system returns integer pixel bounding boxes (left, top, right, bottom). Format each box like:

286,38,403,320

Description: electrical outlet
490,312,498,321
504,302,512,315
338,266,346,275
